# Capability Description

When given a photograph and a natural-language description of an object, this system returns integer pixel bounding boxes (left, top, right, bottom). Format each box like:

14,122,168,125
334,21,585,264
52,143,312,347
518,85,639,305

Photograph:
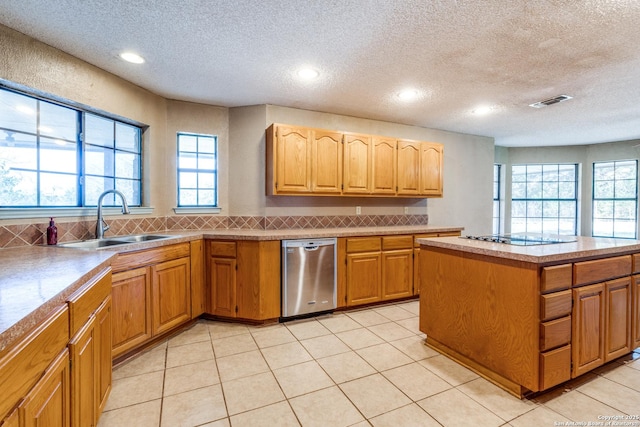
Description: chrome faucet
96,189,130,239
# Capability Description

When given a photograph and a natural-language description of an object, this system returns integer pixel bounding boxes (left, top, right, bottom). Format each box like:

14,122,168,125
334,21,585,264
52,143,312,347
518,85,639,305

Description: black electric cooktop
460,234,577,246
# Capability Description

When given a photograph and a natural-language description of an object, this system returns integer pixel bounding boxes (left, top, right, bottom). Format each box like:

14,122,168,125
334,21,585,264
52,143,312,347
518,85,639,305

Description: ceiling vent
529,95,573,108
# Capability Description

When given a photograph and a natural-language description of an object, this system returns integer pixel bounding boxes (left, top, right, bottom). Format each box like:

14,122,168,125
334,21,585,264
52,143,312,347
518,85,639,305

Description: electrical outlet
404,207,409,214
356,206,361,215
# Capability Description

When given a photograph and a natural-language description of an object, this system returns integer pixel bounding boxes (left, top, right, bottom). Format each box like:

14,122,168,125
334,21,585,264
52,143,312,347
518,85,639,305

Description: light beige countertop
0,225,461,353
0,246,116,355
417,235,640,264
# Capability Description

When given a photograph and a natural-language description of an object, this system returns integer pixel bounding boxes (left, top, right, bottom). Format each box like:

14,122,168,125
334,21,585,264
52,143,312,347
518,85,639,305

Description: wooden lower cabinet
382,249,413,300
346,252,381,305
69,317,97,427
22,349,71,427
110,243,191,358
151,257,191,335
344,235,415,306
111,267,152,357
0,407,19,427
572,283,606,377
604,277,632,361
95,298,112,417
413,232,461,295
634,275,640,349
206,240,280,321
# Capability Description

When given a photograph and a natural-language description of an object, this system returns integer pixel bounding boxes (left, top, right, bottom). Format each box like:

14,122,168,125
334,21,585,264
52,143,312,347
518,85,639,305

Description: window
592,160,637,239
511,163,578,235
493,164,501,234
0,86,142,208
177,133,217,207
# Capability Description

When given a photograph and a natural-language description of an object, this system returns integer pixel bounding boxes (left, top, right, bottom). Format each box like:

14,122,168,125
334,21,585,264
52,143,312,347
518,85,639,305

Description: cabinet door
69,318,96,427
275,125,312,193
95,297,112,418
346,252,381,306
22,350,70,427
413,247,420,295
312,130,343,193
397,141,420,195
371,137,396,194
572,283,605,377
151,257,191,335
111,267,151,358
634,275,640,350
343,133,372,194
1,407,20,427
209,256,237,318
382,249,413,300
605,277,632,361
420,143,443,196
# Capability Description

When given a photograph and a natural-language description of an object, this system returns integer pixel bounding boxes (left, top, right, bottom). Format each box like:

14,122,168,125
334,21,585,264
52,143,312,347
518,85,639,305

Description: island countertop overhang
417,235,640,265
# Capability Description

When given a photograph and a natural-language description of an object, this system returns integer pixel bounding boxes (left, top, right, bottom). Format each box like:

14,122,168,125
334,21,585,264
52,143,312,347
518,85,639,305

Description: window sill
0,207,154,220
173,207,221,215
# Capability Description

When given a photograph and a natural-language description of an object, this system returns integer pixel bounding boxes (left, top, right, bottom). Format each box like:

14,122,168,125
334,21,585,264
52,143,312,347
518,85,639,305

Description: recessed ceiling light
397,89,419,101
471,105,494,115
296,67,320,81
119,52,145,64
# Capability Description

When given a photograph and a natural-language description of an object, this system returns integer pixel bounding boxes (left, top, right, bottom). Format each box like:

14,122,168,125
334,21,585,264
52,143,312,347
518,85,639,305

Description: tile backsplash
0,214,428,248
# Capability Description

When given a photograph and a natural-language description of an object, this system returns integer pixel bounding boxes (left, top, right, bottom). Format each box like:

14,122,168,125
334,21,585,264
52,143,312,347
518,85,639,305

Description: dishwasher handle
304,245,319,251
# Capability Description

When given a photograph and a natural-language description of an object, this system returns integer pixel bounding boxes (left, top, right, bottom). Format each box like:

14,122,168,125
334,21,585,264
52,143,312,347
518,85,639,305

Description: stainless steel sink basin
112,234,174,243
57,234,175,249
57,239,131,249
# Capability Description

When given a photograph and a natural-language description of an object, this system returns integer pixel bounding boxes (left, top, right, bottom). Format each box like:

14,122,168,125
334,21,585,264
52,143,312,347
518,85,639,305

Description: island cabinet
111,243,191,358
571,256,633,377
0,306,70,427
206,240,280,321
412,231,461,295
266,123,444,198
342,235,413,306
420,241,640,398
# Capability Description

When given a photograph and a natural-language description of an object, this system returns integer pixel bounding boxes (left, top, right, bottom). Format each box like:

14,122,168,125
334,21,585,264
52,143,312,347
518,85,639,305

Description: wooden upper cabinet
343,133,372,194
372,137,397,194
266,123,444,197
397,140,421,195
275,125,312,193
312,130,343,193
420,143,443,196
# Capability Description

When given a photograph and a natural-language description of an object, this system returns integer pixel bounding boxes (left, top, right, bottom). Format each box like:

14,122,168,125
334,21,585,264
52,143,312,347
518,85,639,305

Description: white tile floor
98,300,640,427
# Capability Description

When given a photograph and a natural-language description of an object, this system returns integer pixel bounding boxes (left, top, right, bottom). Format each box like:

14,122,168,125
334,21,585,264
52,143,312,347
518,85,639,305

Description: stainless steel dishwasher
282,238,337,318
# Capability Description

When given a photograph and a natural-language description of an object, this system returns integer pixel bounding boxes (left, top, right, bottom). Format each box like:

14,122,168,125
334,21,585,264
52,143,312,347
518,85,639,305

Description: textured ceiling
1,0,640,147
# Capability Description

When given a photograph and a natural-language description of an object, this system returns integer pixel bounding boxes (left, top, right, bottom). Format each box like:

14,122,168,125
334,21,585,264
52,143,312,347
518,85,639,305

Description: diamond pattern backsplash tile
0,214,428,248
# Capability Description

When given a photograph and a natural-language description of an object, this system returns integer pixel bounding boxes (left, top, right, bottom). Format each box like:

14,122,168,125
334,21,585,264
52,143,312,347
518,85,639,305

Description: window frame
0,84,145,215
591,159,638,239
493,164,502,235
176,132,219,208
510,163,579,236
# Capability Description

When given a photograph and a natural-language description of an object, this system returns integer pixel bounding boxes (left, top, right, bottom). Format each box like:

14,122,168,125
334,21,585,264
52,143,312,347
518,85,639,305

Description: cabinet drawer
573,255,631,286
112,243,191,272
539,344,571,390
541,290,572,321
208,241,237,258
540,316,571,351
382,235,413,250
67,268,111,337
633,253,640,274
346,237,381,253
541,264,572,293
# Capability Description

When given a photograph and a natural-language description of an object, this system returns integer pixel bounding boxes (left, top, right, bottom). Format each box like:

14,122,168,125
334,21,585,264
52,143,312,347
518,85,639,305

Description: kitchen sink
112,234,174,243
57,234,175,249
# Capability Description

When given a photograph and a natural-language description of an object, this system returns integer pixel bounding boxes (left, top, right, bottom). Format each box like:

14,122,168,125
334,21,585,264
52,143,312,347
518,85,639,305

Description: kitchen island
417,235,640,398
